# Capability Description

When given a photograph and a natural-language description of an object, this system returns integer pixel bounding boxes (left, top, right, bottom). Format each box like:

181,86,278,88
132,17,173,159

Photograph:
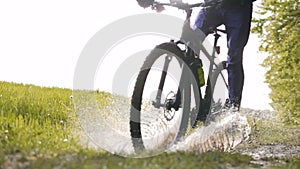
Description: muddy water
75,94,251,157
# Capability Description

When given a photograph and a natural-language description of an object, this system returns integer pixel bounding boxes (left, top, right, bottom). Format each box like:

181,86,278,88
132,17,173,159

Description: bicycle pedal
165,99,175,111
165,98,181,111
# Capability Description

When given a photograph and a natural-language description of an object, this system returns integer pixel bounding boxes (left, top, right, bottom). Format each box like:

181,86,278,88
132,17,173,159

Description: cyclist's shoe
231,102,240,112
222,98,240,112
222,99,232,111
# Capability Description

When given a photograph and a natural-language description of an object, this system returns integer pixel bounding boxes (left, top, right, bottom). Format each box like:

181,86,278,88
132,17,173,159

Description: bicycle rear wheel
130,43,200,153
204,61,228,121
193,55,228,125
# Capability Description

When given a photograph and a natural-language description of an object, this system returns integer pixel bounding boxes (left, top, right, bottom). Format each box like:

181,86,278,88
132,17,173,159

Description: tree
252,0,300,125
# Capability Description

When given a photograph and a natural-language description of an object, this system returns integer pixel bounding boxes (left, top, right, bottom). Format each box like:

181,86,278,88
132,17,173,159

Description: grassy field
0,81,299,169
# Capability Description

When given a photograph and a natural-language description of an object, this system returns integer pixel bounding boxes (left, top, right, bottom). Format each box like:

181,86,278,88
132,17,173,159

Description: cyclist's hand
152,4,165,13
136,0,154,8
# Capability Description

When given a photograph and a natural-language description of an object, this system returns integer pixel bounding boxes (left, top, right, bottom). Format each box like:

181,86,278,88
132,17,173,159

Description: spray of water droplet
169,110,251,153
76,93,251,157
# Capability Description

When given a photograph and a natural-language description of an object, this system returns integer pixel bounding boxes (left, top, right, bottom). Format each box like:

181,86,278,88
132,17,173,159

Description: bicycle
130,0,229,153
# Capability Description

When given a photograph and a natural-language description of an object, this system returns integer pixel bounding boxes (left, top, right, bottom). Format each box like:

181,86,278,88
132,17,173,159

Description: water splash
75,92,251,157
169,110,251,153
75,93,181,157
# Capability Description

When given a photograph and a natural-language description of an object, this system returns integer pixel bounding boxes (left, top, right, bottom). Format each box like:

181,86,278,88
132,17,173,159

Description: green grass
0,81,299,169
252,120,300,146
236,113,300,150
0,82,78,158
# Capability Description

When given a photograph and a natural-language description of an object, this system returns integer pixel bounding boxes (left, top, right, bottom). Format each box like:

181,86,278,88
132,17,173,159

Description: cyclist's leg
194,8,223,40
190,8,224,55
224,3,253,107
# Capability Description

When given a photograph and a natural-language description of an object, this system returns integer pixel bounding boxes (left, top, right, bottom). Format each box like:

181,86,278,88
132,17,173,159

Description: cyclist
136,0,256,111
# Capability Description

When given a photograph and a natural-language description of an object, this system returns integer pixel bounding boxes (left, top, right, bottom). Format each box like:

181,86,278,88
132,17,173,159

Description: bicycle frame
151,1,228,119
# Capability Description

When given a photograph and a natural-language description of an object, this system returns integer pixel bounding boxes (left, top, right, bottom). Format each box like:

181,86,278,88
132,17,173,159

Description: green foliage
252,0,300,125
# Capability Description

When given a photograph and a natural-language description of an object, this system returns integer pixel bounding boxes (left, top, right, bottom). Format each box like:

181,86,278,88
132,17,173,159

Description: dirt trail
233,108,300,167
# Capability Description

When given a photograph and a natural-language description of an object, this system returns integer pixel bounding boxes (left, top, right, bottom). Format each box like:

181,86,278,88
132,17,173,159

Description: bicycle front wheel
130,43,197,154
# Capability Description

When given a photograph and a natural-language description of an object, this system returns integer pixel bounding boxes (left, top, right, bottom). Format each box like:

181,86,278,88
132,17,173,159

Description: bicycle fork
152,54,183,111
152,55,173,108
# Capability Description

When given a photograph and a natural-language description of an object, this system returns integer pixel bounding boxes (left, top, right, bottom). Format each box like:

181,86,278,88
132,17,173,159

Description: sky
0,0,272,110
